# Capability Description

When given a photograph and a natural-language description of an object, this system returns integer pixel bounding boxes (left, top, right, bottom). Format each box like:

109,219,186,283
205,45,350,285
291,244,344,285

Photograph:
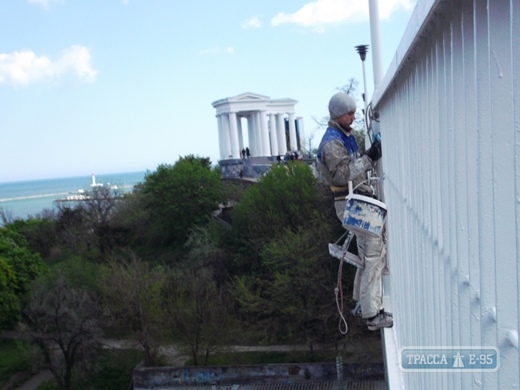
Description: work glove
365,139,382,162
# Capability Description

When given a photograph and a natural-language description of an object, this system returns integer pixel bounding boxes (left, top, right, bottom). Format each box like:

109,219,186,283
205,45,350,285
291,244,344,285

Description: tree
0,227,46,329
55,205,88,252
0,258,19,329
260,227,338,346
228,162,342,344
231,222,338,345
183,223,232,287
6,218,57,260
230,162,324,276
300,129,319,158
55,185,123,260
24,271,103,390
142,155,223,248
80,185,122,259
109,183,152,249
99,253,166,366
163,267,236,366
0,228,46,294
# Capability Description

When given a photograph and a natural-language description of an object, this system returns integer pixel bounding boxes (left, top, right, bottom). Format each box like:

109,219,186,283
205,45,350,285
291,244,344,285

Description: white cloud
271,0,415,28
241,16,262,29
27,0,64,9
0,46,98,86
199,46,235,56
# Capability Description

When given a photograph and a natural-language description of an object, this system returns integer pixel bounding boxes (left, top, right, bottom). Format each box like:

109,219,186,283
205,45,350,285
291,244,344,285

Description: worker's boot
367,309,393,331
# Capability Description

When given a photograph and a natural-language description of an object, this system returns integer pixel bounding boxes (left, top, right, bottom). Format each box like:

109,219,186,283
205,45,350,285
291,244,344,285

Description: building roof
212,92,298,116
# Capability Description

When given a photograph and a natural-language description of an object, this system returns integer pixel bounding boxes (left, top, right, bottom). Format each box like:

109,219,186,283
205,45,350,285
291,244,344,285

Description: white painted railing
372,0,520,388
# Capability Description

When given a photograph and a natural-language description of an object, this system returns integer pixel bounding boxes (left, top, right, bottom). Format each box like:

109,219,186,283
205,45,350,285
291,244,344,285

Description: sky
0,0,416,183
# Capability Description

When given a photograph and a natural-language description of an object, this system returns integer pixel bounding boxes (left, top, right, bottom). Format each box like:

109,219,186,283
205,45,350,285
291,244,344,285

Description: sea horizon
0,170,147,224
0,169,150,185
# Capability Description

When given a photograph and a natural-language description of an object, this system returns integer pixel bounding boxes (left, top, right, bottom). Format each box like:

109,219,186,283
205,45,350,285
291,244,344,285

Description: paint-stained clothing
316,120,374,218
352,233,385,318
317,121,373,193
317,120,385,319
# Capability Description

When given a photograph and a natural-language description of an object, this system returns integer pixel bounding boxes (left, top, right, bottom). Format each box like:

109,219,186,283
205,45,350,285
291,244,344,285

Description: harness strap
331,185,350,201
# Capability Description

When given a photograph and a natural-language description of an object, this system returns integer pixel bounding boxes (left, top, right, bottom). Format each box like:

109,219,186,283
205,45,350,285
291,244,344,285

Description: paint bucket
342,194,387,237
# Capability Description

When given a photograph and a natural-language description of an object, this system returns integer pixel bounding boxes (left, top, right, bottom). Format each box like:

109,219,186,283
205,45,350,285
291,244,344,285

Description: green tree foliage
109,183,152,248
232,226,338,345
50,256,101,294
2,153,360,352
55,206,88,252
6,218,57,260
0,228,46,329
99,254,166,366
229,162,339,344
261,228,337,344
24,271,103,390
0,258,19,329
221,177,252,206
230,162,326,275
79,185,121,259
0,228,46,295
183,223,232,287
54,186,124,261
232,162,320,238
142,155,223,248
87,349,143,390
163,267,236,366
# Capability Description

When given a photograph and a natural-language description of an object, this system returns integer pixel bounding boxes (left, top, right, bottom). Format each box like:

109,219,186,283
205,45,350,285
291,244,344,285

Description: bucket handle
351,175,383,193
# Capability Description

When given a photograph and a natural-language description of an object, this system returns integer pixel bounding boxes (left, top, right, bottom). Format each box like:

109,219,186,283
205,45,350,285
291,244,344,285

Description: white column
288,112,297,151
260,111,270,156
228,112,240,158
276,114,287,155
237,116,244,152
269,113,278,156
254,112,263,156
217,114,225,159
247,114,255,157
221,114,232,158
296,117,305,152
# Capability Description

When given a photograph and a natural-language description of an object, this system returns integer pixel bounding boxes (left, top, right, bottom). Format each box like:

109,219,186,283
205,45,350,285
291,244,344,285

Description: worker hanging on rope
316,92,393,331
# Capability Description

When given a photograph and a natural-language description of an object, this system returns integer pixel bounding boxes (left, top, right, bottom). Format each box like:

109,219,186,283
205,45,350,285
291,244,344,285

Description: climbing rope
332,176,384,335
334,231,354,335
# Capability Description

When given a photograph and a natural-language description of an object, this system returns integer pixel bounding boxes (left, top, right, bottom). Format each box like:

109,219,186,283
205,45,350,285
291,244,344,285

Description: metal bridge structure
373,0,520,388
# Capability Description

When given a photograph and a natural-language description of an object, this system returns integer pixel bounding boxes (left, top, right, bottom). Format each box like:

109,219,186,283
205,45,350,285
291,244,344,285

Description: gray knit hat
328,92,356,119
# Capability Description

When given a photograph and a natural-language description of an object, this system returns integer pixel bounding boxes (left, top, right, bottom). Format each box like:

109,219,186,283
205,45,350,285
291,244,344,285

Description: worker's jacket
316,123,374,201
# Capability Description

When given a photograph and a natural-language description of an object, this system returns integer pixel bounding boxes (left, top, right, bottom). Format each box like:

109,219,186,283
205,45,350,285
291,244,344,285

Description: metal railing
372,0,520,388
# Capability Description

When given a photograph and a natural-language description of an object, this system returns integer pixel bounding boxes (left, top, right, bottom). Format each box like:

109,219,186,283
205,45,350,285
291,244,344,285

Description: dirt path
3,332,382,389
100,339,339,366
12,371,53,390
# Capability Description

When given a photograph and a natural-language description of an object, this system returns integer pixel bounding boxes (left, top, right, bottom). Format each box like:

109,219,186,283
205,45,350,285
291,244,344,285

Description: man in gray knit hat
316,91,392,331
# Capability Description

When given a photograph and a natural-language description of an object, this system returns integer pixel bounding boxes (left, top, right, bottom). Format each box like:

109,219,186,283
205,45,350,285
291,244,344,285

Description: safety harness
317,125,360,201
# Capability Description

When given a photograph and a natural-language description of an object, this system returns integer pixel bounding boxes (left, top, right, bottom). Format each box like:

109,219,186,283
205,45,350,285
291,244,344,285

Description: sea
0,171,146,225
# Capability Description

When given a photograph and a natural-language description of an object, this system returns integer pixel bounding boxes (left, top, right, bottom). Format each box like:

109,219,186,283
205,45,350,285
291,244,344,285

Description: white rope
335,269,348,335
333,176,384,335
334,232,354,335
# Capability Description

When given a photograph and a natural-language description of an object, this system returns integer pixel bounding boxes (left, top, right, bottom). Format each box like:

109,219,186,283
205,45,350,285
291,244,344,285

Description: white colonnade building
212,92,304,160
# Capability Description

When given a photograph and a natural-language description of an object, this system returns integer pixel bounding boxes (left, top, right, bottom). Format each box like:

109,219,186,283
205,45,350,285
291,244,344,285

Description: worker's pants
335,200,385,319
352,234,385,318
